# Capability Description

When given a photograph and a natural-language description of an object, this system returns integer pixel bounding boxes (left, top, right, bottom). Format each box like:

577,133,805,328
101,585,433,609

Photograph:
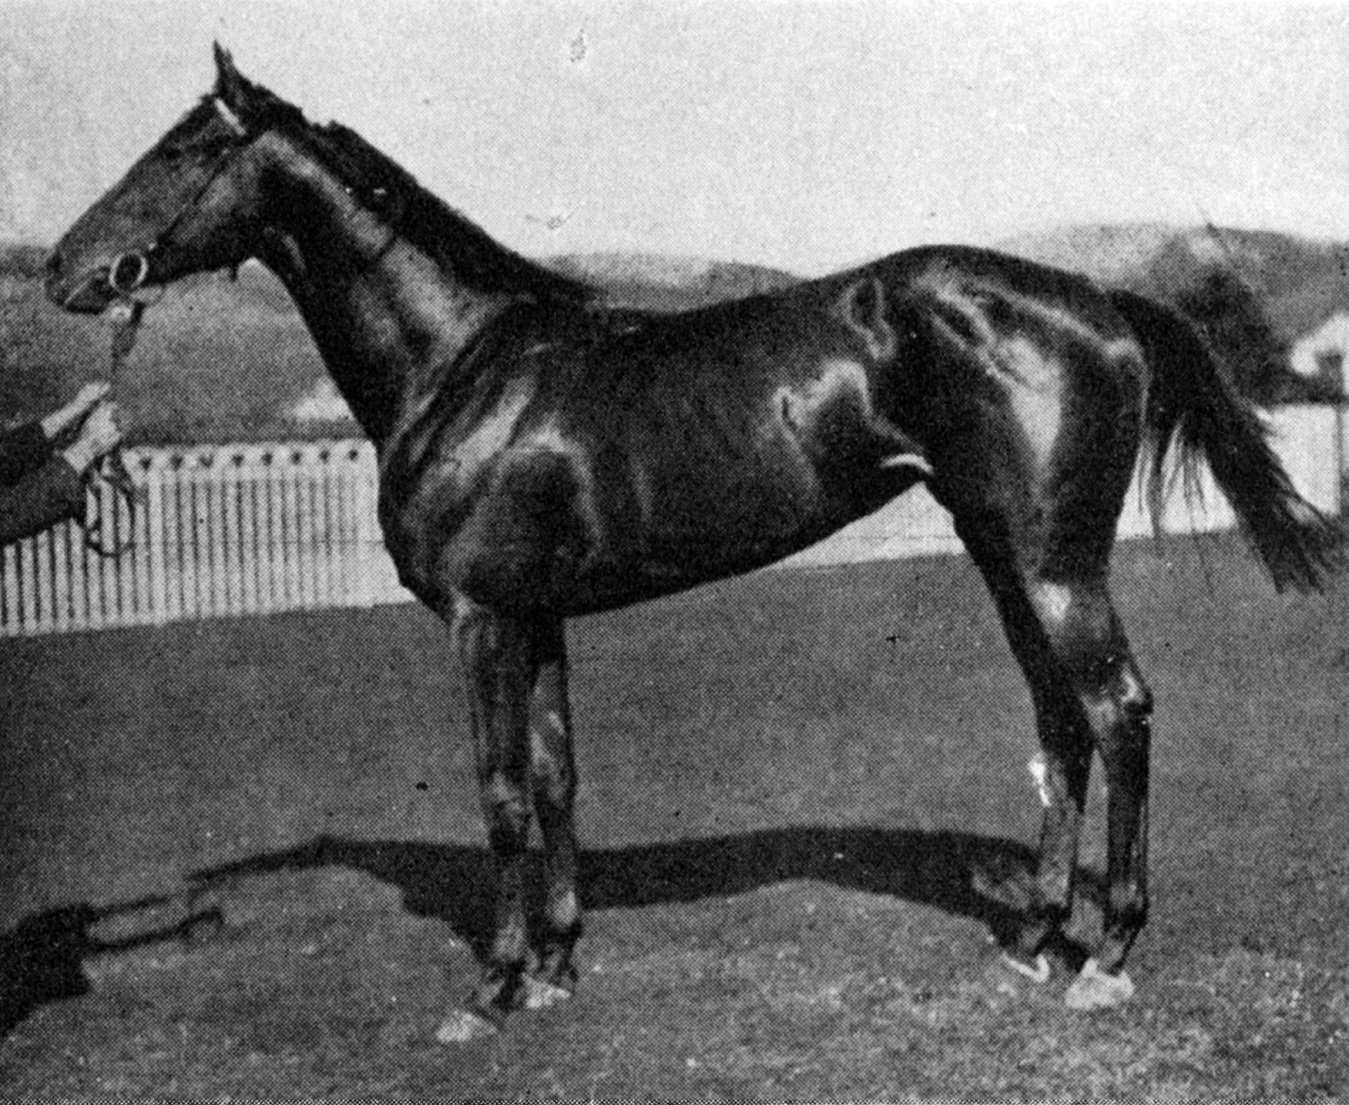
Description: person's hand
41,381,112,440
60,400,123,475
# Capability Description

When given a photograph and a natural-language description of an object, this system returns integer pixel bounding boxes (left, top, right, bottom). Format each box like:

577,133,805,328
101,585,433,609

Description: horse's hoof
434,1008,500,1044
1064,957,1135,1010
523,973,574,1010
1000,950,1051,984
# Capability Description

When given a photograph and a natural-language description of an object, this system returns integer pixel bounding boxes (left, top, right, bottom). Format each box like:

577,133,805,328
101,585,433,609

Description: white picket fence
0,441,404,637
1,406,1341,637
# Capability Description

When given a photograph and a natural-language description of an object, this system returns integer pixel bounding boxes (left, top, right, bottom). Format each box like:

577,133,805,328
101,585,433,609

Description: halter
78,299,147,557
103,96,252,300
79,97,251,557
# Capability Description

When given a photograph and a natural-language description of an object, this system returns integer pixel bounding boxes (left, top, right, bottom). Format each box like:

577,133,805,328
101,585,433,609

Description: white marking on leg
523,975,574,1009
1027,751,1052,809
435,1009,499,1044
1031,581,1073,626
1000,950,1051,983
1064,957,1135,1010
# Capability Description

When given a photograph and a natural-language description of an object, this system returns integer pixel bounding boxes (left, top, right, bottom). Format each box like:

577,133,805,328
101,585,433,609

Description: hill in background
1003,222,1349,404
545,251,797,311
2,226,1345,443
1003,222,1349,342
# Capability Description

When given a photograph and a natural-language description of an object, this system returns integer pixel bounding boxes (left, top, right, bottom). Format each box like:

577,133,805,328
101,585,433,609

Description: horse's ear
213,42,248,109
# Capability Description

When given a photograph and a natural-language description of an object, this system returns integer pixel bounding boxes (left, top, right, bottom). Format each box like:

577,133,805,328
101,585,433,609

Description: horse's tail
1108,287,1343,592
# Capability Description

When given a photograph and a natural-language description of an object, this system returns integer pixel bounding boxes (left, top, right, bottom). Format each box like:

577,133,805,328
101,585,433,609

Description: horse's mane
262,99,595,305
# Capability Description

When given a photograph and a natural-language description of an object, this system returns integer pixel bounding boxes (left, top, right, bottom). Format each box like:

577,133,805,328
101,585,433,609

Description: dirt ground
1,536,1347,1100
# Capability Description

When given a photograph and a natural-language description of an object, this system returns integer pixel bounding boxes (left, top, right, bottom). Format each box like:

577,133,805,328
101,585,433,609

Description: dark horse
45,48,1340,1036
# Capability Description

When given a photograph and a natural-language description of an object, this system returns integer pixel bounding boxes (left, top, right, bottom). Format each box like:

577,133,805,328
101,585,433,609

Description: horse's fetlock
1108,883,1149,930
1114,883,1149,916
475,960,527,1022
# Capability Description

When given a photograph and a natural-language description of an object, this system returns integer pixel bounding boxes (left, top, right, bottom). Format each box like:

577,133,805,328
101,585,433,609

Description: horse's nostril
45,251,62,278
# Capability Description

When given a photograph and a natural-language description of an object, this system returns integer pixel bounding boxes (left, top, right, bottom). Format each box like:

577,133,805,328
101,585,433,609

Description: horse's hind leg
1061,590,1152,1008
1041,582,1152,1009
524,617,583,1004
957,520,1152,1007
957,523,1096,971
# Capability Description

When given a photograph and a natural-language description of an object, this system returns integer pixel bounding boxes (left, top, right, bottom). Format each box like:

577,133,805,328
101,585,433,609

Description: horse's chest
380,412,602,610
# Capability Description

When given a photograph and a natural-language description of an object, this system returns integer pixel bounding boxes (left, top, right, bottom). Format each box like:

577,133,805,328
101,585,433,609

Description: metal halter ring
108,251,150,296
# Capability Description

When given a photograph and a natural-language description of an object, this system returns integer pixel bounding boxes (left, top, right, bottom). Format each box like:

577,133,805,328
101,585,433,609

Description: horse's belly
383,389,927,616
400,449,820,614
577,443,923,608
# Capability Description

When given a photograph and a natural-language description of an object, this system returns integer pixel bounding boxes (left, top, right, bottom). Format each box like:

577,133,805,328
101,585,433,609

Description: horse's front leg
445,594,535,1033
524,617,582,1005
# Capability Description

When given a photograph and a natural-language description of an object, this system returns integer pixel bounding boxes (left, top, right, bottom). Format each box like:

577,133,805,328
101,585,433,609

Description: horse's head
46,45,278,314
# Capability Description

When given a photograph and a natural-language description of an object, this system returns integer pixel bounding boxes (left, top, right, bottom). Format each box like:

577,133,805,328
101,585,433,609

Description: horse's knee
481,772,531,843
1091,658,1150,736
529,706,575,808
1057,625,1152,774
1039,588,1149,724
1115,658,1152,721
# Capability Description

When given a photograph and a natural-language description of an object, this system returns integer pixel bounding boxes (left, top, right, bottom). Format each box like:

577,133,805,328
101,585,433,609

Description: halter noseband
108,251,150,296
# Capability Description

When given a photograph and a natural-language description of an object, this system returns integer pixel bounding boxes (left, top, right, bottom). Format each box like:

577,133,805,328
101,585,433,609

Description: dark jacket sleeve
0,456,86,546
0,422,56,488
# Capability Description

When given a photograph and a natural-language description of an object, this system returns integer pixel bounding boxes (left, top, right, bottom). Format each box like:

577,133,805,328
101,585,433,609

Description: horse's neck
257,165,514,448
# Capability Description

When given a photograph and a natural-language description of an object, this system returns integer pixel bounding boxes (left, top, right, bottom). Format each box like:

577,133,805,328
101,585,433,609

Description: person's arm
0,422,54,488
0,383,112,488
0,399,123,547
0,456,86,546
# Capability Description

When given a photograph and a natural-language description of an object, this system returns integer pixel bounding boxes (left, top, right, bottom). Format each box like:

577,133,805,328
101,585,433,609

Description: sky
1,0,1347,275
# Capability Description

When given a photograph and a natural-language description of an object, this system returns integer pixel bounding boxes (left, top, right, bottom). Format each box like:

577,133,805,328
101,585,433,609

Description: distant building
1289,311,1349,387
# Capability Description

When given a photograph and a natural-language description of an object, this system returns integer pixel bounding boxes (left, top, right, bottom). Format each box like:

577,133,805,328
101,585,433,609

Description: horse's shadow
190,825,1104,965
0,895,223,1040
1,826,1104,1040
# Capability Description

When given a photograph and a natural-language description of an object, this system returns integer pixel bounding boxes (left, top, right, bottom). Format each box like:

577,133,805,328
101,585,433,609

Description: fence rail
1,441,403,637
1,406,1341,637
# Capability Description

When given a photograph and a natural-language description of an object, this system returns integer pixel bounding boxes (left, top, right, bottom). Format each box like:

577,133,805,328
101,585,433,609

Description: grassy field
1,536,1347,1099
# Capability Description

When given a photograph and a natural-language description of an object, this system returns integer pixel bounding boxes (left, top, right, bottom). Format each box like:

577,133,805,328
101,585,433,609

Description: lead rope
79,298,147,557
